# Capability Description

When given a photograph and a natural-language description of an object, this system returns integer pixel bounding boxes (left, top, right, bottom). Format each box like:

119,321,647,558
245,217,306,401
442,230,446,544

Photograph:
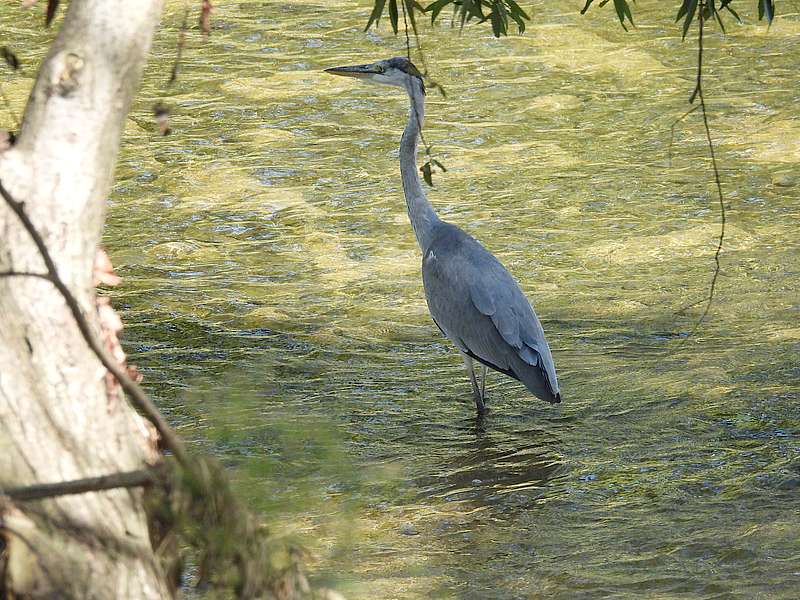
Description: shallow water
3,1,799,597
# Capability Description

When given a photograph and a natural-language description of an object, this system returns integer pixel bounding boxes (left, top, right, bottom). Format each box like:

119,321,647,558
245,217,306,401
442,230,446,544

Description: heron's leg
461,352,486,414
480,364,487,400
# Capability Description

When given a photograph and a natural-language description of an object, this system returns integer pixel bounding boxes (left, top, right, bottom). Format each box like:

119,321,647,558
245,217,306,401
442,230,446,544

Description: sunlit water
3,1,799,597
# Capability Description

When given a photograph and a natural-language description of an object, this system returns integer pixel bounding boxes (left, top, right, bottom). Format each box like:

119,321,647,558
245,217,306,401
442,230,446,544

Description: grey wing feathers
467,263,560,398
422,223,560,402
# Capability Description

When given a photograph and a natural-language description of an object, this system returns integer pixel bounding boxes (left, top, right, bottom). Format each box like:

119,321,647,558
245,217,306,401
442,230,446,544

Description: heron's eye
376,66,385,74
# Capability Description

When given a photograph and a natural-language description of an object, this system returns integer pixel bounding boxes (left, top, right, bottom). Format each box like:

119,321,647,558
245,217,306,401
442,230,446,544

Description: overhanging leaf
421,161,433,186
431,159,448,172
389,0,399,33
45,0,59,27
404,0,420,37
677,0,699,39
1,47,20,71
425,0,451,24
505,0,529,33
490,8,502,36
365,0,387,30
720,0,741,21
505,0,529,20
612,0,633,30
713,8,726,32
676,0,691,22
758,0,775,23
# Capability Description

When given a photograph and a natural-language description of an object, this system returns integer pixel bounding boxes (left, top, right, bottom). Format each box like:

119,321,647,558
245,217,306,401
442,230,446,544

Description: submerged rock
399,522,419,536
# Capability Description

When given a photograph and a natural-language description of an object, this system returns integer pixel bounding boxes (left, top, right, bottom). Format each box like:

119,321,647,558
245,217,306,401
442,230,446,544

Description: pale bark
0,1,169,597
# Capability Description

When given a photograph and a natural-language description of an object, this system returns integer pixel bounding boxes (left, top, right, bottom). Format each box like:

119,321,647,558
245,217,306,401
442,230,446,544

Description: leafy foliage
366,0,530,37
369,0,776,38
676,0,700,38
420,158,447,186
146,456,311,597
45,0,59,27
756,0,774,23
580,0,775,35
674,0,774,38
580,0,634,31
0,47,19,71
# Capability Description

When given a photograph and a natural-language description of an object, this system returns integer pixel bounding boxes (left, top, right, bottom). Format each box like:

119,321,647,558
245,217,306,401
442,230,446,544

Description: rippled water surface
4,1,799,597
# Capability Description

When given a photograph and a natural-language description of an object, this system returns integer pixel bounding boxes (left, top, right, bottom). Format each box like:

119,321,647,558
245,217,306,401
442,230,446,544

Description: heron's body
422,222,559,404
326,57,560,413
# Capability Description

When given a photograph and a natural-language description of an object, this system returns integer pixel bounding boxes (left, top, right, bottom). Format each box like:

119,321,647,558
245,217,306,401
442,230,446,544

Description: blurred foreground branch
0,178,322,597
3,469,159,502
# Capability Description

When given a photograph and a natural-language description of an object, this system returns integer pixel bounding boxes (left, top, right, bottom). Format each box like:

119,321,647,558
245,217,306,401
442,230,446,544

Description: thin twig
168,4,190,85
2,468,159,502
0,179,190,467
403,3,446,98
408,16,430,78
679,0,726,338
668,104,700,167
400,0,412,61
399,2,441,184
674,297,706,315
0,270,51,281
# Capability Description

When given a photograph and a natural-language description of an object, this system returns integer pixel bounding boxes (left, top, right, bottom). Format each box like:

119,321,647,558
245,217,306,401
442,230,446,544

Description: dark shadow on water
412,404,566,507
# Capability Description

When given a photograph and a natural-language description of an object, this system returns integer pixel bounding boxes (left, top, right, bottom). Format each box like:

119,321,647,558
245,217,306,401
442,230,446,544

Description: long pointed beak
324,64,380,79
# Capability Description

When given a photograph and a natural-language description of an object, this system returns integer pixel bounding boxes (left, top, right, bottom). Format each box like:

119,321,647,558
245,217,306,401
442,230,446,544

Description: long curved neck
400,78,439,250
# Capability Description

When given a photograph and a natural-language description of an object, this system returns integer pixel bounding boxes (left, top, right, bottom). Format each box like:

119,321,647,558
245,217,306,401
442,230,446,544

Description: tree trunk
0,1,169,597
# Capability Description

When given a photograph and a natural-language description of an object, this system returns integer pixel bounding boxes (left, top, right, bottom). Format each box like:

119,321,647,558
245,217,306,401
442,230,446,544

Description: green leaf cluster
581,0,634,31
369,1,780,36
578,0,776,34
420,158,447,186
366,0,531,38
675,0,739,37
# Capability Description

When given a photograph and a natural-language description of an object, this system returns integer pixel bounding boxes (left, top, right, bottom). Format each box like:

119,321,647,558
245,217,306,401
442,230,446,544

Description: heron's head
324,57,425,94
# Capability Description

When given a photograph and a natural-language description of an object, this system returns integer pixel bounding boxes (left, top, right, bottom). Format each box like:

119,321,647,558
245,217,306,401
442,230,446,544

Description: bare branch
0,270,51,281
168,5,190,85
2,468,159,502
199,0,212,37
401,0,412,60
677,0,726,337
674,297,706,316
668,104,700,167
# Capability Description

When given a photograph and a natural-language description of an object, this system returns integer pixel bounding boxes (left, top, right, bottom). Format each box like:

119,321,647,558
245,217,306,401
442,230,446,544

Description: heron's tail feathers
512,354,561,404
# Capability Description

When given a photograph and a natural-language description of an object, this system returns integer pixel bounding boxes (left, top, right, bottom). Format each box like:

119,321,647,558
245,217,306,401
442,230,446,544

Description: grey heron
326,57,560,414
